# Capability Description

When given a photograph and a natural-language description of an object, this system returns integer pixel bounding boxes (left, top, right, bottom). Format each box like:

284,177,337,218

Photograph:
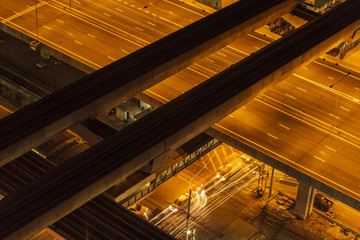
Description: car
313,193,333,212
217,163,233,180
129,204,151,220
171,193,189,210
241,153,252,163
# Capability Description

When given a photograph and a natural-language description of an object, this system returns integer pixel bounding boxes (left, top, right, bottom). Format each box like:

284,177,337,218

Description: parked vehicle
170,193,189,210
313,193,333,212
217,163,233,180
129,204,152,220
241,153,252,163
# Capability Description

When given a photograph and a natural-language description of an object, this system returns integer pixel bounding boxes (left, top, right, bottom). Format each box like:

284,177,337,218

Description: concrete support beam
0,0,302,166
140,149,171,174
295,182,315,219
110,173,156,203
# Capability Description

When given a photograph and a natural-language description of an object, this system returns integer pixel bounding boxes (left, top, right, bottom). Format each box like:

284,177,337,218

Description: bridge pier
141,150,171,174
295,182,316,220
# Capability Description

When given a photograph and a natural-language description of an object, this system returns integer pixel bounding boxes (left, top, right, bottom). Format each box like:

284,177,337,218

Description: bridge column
295,182,315,219
140,149,171,174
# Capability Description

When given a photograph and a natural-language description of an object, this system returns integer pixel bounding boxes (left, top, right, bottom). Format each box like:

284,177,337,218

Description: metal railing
121,138,221,208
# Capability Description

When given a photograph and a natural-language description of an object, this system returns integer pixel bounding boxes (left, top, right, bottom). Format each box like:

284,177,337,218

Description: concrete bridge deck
1,1,360,239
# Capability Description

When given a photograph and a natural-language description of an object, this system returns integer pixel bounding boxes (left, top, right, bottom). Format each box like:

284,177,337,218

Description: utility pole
185,188,192,240
35,0,39,41
268,167,275,197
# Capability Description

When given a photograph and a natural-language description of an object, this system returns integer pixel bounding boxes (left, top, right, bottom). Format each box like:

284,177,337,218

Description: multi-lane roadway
1,0,210,69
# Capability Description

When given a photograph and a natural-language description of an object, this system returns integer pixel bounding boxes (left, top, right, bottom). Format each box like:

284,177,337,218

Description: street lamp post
268,167,274,197
144,1,162,42
330,72,350,126
35,0,39,41
185,188,192,240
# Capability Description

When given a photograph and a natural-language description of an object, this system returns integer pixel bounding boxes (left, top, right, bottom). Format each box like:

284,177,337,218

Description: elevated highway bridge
0,0,301,165
1,1,360,239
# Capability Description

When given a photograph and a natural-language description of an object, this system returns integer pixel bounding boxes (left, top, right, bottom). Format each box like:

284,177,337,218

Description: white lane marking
74,40,82,45
115,8,123,12
205,58,215,63
131,4,135,7
296,86,307,92
121,49,129,54
279,124,290,130
145,10,149,13
56,19,64,24
43,25,51,30
135,27,143,31
218,52,227,57
163,0,206,17
241,106,246,110
340,106,350,111
103,12,111,17
108,56,117,61
329,113,340,119
325,146,337,152
248,34,270,44
355,87,360,90
303,67,308,70
87,33,95,38
147,21,155,26
227,46,249,56
285,94,296,100
255,46,260,50
314,156,326,162
328,76,334,80
229,115,234,118
159,16,184,28
74,0,80,3
68,32,73,36
138,8,142,11
267,133,278,139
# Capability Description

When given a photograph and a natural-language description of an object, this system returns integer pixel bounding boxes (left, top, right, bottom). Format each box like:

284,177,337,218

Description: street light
330,72,350,126
35,0,39,41
144,1,163,42
185,188,192,240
